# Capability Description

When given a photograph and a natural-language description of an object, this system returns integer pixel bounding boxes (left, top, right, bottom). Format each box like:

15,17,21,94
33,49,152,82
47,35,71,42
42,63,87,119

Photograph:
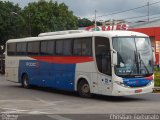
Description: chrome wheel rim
82,84,89,93
23,77,28,87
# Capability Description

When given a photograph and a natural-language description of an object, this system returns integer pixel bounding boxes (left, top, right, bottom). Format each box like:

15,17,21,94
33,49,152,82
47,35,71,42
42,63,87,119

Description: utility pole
94,10,97,30
147,1,150,22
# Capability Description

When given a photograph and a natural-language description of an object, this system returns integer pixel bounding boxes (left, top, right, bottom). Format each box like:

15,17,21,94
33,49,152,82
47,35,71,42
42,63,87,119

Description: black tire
22,74,30,89
78,80,91,98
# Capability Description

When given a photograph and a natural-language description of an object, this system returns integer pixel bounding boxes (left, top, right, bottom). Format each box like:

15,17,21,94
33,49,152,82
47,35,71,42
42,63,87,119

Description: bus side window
95,37,111,76
73,39,81,56
55,40,63,55
63,39,72,56
73,38,92,56
47,41,55,55
41,41,55,55
82,38,92,56
27,42,40,55
16,42,27,56
7,43,16,56
41,41,47,55
27,42,32,55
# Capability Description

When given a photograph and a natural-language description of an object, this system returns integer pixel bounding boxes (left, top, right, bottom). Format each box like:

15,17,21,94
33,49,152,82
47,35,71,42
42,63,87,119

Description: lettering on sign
85,23,128,31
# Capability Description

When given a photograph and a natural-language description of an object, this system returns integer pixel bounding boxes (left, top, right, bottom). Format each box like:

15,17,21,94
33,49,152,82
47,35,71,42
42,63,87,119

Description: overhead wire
86,0,160,21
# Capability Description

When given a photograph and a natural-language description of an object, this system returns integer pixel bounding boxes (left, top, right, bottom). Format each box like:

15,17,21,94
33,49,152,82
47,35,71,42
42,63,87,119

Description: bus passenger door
95,37,112,95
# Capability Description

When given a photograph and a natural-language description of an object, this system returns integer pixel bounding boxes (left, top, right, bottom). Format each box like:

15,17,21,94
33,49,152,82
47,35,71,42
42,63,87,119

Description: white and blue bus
5,30,154,97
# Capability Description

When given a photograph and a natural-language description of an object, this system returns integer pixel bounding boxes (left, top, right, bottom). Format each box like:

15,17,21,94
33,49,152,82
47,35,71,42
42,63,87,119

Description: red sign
85,23,128,31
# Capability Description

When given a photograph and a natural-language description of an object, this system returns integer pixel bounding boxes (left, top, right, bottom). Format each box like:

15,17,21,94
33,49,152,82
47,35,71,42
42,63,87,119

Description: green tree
23,0,78,36
0,0,79,53
78,18,94,27
0,1,23,54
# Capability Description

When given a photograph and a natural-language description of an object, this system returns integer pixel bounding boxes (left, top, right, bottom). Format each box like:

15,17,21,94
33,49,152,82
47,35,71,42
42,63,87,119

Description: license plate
135,89,142,93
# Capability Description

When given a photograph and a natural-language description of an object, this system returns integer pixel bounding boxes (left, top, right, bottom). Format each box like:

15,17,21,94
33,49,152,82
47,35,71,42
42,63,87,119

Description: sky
2,0,160,22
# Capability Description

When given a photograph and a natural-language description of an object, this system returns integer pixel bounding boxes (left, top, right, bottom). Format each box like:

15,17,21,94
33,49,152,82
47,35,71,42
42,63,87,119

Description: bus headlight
148,80,154,85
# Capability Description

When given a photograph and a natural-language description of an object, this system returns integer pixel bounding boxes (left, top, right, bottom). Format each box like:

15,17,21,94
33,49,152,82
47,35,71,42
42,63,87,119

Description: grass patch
154,68,160,87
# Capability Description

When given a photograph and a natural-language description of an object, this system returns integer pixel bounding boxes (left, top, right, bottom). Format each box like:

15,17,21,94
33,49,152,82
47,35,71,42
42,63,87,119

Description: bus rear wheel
22,74,30,89
78,80,91,98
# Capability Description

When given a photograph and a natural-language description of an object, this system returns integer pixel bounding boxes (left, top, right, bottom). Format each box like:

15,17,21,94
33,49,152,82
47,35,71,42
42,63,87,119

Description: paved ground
0,75,160,119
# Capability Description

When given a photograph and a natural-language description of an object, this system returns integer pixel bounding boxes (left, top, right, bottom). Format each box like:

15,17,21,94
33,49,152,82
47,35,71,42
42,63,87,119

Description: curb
153,87,160,91
153,87,160,93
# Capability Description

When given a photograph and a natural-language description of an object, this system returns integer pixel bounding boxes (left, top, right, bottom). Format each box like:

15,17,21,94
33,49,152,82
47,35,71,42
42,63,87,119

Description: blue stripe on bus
18,60,76,91
123,77,152,87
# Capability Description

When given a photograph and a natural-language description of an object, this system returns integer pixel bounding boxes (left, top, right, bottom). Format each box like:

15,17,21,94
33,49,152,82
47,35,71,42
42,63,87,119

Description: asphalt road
0,75,160,120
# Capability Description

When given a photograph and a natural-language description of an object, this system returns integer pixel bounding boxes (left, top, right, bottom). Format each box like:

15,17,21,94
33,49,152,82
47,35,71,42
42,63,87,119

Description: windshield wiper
137,52,150,75
127,51,138,76
127,51,150,77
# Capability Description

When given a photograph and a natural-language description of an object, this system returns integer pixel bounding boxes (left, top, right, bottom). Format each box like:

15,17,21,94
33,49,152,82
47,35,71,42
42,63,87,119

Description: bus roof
7,30,148,43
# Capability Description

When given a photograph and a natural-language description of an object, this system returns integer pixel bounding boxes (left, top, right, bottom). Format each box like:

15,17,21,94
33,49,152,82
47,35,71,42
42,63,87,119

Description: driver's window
95,37,111,76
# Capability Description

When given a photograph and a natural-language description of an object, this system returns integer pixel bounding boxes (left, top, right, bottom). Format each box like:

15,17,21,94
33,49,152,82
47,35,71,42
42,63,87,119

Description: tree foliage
0,1,23,53
0,0,78,54
78,18,102,28
78,18,94,27
23,0,78,36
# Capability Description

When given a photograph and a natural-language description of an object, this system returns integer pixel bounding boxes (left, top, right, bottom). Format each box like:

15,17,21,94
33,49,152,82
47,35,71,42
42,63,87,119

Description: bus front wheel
78,80,91,98
22,74,30,89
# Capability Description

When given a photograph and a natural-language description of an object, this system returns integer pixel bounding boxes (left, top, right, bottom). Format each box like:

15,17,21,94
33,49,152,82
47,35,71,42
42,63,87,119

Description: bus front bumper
111,81,154,96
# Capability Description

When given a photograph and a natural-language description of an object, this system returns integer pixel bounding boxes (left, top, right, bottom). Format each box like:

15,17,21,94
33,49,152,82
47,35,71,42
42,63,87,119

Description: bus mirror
152,46,156,64
112,50,118,65
153,53,156,64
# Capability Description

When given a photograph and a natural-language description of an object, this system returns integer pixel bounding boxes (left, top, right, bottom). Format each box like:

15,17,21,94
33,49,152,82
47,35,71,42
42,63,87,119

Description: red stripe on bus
31,56,94,64
145,76,153,81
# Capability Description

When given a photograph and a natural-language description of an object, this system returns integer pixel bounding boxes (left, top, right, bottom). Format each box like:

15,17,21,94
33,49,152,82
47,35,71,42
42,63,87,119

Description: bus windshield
113,37,154,78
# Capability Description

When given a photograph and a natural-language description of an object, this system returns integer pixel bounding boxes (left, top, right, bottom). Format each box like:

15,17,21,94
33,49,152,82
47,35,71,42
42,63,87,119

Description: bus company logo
26,62,39,67
127,81,137,85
